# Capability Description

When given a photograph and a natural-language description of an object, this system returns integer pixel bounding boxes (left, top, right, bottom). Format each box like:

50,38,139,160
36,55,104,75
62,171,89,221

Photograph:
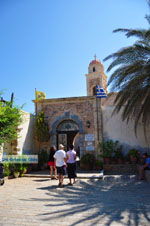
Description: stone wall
35,96,103,156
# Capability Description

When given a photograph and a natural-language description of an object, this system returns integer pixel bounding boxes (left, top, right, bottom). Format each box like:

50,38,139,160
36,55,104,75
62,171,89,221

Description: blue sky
0,0,149,113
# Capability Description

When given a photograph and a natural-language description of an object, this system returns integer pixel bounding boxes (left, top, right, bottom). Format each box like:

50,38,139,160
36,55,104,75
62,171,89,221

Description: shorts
56,166,66,175
48,161,55,167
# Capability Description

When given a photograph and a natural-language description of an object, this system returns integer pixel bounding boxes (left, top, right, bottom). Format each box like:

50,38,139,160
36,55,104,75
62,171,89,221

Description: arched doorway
56,120,79,150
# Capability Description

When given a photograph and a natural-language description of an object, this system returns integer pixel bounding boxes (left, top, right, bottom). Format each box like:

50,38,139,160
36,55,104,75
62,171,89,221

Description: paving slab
0,177,150,225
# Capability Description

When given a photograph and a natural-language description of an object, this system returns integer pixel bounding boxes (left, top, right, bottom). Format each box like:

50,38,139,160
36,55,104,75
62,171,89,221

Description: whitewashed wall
17,111,35,154
102,105,150,154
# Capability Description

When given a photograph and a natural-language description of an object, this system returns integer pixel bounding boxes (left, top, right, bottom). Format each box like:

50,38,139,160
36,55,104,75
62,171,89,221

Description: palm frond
113,28,150,40
104,13,150,138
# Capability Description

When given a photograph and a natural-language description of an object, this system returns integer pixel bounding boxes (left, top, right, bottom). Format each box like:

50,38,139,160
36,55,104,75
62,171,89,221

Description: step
23,172,101,179
103,175,137,182
23,170,136,181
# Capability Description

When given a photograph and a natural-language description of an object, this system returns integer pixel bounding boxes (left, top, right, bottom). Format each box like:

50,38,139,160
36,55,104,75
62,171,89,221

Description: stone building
34,58,107,157
33,58,150,156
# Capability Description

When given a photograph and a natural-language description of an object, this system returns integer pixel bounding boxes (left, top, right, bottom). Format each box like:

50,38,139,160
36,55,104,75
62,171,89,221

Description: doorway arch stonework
50,112,85,153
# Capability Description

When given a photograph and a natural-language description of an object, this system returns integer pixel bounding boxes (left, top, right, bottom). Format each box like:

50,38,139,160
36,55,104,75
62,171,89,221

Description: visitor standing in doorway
67,144,77,185
48,146,57,180
54,144,67,188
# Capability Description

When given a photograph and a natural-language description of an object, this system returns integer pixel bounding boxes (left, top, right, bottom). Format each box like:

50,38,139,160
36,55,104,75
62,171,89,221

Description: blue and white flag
96,85,107,98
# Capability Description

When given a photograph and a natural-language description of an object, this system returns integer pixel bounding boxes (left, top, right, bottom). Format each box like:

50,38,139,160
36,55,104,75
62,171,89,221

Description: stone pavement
0,177,150,226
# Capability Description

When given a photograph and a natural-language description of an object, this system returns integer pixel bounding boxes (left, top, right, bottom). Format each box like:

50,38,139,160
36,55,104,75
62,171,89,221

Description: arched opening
56,120,79,150
93,67,96,72
93,86,97,96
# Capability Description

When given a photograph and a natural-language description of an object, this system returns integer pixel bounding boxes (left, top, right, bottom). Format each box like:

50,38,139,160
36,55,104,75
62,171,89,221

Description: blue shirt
145,157,150,168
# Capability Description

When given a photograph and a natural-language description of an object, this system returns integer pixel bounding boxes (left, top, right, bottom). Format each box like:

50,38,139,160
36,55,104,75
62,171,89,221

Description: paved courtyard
0,177,150,226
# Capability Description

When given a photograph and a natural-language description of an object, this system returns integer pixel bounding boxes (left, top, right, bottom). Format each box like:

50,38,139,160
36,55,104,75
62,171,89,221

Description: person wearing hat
54,144,67,187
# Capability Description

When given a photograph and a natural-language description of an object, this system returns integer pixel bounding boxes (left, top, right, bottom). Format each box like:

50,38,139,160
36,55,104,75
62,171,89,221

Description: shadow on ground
22,179,150,225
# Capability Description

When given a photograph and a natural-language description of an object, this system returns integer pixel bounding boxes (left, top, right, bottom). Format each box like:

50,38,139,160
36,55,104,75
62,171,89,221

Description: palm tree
104,14,150,138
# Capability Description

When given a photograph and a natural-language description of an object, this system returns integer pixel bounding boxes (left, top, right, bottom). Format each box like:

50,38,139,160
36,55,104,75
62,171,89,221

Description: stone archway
50,112,85,152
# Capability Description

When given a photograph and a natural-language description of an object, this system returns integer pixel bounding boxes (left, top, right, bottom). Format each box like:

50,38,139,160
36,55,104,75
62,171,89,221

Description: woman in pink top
66,144,77,185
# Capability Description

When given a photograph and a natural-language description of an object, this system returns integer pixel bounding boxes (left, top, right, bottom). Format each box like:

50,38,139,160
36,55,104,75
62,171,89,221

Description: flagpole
35,88,40,153
96,85,107,156
35,88,37,116
96,96,100,142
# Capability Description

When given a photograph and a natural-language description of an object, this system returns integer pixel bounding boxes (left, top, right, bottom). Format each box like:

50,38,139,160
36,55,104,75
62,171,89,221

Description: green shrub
100,140,123,159
128,149,139,158
95,160,103,169
114,147,123,159
80,153,96,170
101,140,117,158
3,163,11,177
35,111,50,142
8,163,28,175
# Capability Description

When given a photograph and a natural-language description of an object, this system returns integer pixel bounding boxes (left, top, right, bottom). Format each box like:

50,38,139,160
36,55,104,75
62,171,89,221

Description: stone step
103,175,137,182
23,170,137,181
23,173,101,179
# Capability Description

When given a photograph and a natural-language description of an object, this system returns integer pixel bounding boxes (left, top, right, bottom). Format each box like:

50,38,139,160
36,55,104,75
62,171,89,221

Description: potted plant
12,164,21,178
19,164,28,177
80,153,96,170
101,140,115,164
3,163,11,177
114,143,123,164
128,149,139,164
95,159,103,170
13,171,20,178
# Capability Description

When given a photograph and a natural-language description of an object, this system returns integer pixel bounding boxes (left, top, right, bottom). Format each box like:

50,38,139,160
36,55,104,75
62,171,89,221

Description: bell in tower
85,55,107,96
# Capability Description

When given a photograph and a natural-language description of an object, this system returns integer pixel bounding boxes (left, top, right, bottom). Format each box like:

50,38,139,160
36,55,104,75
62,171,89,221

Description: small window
93,67,96,72
93,86,97,96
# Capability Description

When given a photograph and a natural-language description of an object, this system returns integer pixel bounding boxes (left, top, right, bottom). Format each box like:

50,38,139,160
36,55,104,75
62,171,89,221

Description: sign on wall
85,146,94,151
85,134,95,141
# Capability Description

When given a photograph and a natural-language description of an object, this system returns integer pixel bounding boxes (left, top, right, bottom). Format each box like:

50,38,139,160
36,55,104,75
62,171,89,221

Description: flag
35,90,46,100
96,85,107,98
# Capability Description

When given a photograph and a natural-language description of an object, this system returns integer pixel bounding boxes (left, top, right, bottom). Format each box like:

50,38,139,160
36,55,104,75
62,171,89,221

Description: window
93,86,97,96
93,67,96,72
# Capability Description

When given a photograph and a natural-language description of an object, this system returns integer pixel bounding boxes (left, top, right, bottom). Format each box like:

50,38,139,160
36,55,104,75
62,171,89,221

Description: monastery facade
33,58,150,156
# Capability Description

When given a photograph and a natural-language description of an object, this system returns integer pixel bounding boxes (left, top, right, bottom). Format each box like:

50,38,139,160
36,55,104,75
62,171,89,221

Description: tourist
67,144,77,185
138,152,150,180
54,144,66,188
48,146,57,179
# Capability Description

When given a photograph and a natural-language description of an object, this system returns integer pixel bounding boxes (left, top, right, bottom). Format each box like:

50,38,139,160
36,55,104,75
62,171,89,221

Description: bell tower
85,56,107,96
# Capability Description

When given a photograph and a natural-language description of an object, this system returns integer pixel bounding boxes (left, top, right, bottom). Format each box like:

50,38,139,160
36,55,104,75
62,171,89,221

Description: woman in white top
66,144,77,185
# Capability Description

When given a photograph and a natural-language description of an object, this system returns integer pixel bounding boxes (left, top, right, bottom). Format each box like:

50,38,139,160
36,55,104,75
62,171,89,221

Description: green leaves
34,111,50,142
0,101,22,145
101,140,121,158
